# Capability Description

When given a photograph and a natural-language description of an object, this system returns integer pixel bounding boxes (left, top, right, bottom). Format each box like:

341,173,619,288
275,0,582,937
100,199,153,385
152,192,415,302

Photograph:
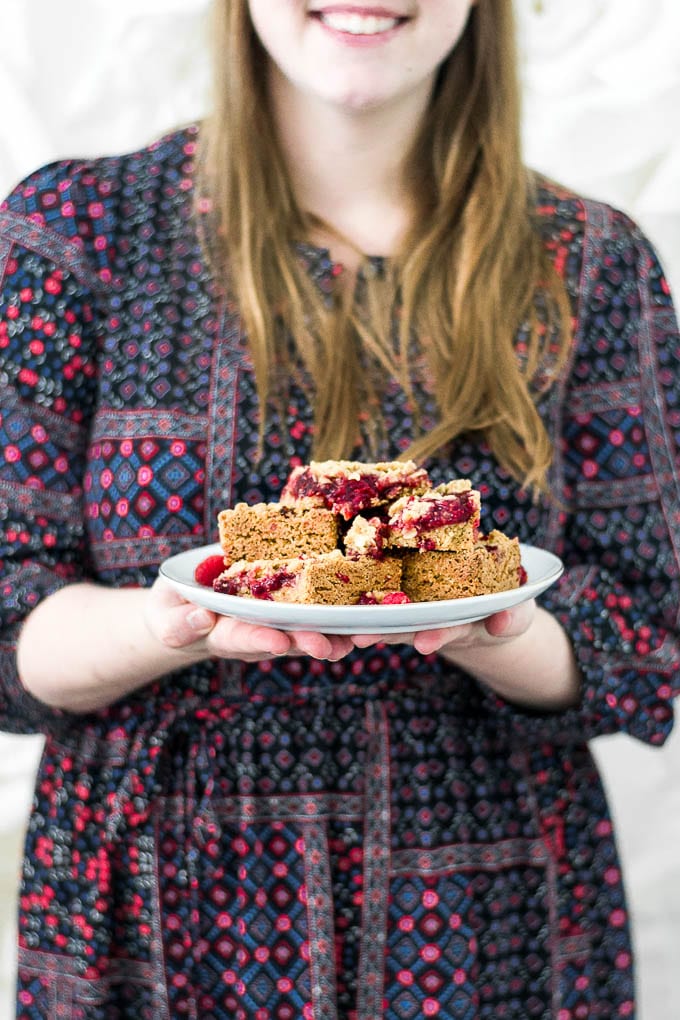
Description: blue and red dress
0,126,678,1019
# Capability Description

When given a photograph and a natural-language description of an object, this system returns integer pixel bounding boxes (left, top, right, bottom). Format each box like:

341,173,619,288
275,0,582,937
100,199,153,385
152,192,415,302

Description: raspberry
193,554,226,586
358,590,412,605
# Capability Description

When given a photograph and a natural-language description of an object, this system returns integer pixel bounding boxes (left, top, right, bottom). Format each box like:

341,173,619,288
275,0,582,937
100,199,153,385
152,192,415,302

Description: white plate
158,542,563,634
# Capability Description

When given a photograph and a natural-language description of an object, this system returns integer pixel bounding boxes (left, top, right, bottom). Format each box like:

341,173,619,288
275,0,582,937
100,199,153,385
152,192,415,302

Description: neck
269,68,431,260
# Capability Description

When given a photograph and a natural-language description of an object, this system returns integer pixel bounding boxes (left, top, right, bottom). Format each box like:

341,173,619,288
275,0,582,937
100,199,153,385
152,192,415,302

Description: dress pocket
158,799,338,1020
382,841,558,1020
16,947,164,1019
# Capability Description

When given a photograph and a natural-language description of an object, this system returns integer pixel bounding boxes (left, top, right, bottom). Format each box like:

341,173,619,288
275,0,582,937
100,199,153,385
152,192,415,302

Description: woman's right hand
145,576,354,663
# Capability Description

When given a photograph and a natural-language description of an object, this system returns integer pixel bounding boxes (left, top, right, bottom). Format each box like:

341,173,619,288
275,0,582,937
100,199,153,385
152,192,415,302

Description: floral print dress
0,126,678,1019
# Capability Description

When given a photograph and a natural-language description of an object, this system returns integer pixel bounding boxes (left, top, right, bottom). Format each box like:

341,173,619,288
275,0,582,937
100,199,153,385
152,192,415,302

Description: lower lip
311,16,407,47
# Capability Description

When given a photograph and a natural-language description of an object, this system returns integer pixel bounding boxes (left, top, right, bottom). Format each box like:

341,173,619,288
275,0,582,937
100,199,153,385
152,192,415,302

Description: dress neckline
293,240,388,280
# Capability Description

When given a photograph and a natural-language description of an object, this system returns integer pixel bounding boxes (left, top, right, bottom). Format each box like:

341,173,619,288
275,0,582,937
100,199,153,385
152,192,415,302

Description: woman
0,1,678,1016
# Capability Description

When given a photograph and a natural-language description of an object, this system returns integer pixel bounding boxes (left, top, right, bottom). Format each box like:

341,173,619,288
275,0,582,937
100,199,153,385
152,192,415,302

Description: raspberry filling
391,490,478,529
287,470,426,520
214,568,297,600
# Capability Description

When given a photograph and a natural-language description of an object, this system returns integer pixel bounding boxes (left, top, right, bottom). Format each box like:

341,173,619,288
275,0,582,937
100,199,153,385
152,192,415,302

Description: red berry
194,554,226,586
381,591,411,605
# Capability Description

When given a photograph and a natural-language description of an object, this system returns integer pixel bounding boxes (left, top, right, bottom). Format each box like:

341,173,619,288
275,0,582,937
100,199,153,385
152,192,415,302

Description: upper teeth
319,12,399,34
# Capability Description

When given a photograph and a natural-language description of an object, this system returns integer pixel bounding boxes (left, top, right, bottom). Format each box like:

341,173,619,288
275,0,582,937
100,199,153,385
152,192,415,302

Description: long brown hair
196,0,572,491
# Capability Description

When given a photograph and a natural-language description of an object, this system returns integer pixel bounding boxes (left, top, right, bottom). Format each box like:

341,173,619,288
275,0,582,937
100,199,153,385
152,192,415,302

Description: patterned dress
0,125,678,1020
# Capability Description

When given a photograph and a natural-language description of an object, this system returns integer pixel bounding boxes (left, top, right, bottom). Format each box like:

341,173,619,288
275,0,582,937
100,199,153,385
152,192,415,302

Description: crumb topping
281,459,430,519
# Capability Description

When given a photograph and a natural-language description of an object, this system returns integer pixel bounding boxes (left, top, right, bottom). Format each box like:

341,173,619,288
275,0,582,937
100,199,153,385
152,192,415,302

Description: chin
339,95,387,112
325,86,396,112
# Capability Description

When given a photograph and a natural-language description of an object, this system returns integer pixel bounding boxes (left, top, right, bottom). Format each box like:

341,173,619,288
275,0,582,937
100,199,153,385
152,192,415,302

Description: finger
411,620,477,652
209,616,292,657
413,627,448,654
484,599,535,638
351,633,384,648
287,631,353,660
323,635,355,660
484,610,513,637
352,632,416,647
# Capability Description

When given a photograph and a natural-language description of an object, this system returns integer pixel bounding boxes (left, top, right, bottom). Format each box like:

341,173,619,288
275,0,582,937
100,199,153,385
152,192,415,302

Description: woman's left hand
351,599,582,711
351,598,536,656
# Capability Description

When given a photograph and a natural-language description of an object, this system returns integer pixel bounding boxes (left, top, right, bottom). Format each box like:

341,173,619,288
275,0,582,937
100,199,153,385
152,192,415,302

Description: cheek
248,0,304,27
432,1,476,49
248,2,314,72
247,0,296,54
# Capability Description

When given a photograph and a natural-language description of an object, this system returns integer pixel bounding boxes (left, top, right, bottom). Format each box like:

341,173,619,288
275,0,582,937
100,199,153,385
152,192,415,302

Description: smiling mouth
310,9,408,35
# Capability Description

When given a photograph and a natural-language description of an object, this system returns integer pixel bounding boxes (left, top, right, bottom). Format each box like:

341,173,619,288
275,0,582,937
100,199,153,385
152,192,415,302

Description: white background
0,2,679,1017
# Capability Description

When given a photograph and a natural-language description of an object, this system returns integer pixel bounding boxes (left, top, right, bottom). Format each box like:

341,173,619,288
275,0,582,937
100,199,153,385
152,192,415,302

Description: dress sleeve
0,168,101,734
482,209,680,746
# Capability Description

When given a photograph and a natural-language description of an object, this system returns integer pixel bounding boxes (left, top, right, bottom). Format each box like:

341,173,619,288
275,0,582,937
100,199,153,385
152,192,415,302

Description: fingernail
187,607,214,631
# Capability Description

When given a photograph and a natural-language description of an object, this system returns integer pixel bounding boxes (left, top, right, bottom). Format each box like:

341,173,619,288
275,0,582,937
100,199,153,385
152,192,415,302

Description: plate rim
158,541,564,633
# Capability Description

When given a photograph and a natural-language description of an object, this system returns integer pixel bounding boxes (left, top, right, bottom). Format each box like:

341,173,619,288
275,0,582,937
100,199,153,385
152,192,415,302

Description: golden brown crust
217,502,338,565
401,532,521,602
212,463,523,604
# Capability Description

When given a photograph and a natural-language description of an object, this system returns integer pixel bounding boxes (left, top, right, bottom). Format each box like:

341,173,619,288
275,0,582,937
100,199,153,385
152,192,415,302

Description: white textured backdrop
0,2,678,1018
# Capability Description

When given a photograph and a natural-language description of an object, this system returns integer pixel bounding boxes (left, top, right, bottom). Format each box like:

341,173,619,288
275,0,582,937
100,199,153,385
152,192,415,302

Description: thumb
148,578,218,648
185,604,218,637
158,601,218,649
